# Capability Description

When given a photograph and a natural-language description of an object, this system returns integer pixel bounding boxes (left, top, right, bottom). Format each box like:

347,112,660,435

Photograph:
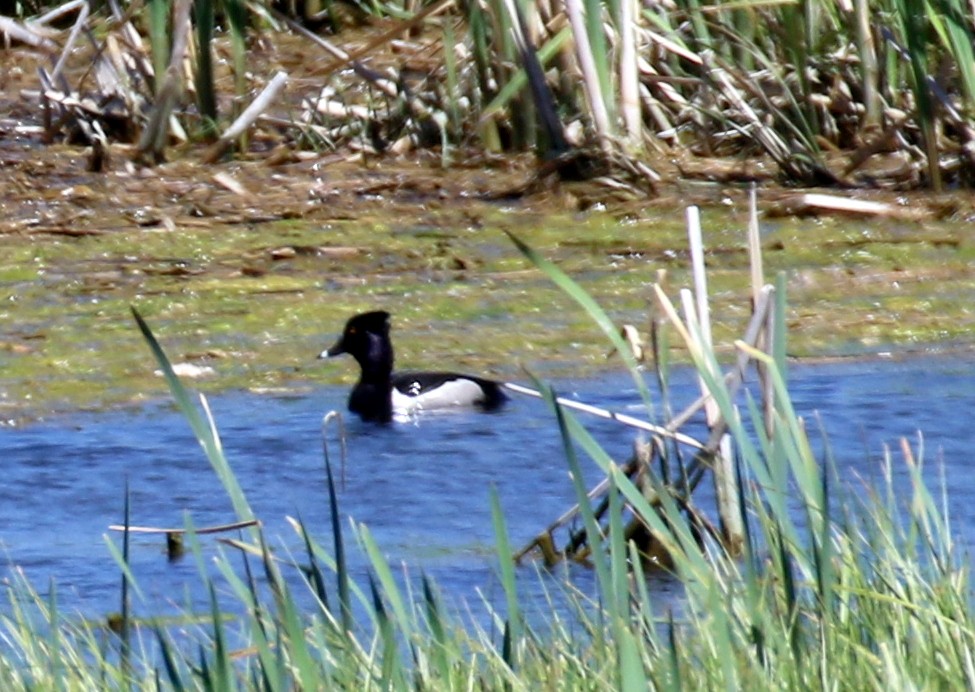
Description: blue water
1,355,974,621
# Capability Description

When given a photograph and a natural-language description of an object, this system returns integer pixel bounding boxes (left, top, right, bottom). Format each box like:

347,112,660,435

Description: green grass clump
1,242,973,689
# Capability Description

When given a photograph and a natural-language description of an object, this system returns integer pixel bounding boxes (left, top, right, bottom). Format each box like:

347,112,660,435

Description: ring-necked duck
319,311,507,423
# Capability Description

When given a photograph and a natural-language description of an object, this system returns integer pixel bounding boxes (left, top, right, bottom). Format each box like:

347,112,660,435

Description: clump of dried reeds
6,0,975,190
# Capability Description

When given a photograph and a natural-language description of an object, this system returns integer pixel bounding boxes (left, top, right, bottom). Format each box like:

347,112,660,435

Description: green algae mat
1,149,973,421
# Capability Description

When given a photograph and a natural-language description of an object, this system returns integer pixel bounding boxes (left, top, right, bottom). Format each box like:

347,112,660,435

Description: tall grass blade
368,574,406,689
225,0,249,120
507,231,654,414
130,307,255,523
607,478,648,690
489,485,521,671
422,574,451,683
148,0,170,93
297,515,330,611
46,580,62,690
154,624,187,690
206,582,232,689
192,0,218,138
357,524,412,642
323,449,352,633
117,483,131,682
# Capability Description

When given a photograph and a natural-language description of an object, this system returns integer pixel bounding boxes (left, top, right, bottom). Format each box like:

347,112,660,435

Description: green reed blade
506,231,654,415
581,0,614,127
130,307,255,524
192,0,218,138
357,524,413,642
489,484,521,670
928,0,975,112
323,446,352,634
118,480,130,677
153,623,187,690
422,574,452,683
148,0,171,93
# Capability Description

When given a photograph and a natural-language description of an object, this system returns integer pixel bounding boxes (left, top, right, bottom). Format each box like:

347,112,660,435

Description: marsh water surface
1,355,973,621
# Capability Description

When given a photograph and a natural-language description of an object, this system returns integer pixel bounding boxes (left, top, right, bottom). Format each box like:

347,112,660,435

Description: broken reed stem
747,186,776,440
517,450,646,563
322,410,348,491
686,207,743,551
50,0,88,84
107,519,261,534
763,282,777,436
516,286,775,564
501,382,707,450
747,185,764,304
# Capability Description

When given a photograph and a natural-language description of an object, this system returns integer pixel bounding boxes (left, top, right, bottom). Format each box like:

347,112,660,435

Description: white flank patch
392,379,485,416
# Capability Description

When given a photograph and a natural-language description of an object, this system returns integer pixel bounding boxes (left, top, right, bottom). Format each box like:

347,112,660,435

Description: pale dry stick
686,213,725,471
108,520,260,534
108,518,262,560
762,286,778,433
501,382,707,451
50,0,89,83
694,198,745,550
747,186,775,436
0,16,56,49
202,71,288,163
686,206,716,412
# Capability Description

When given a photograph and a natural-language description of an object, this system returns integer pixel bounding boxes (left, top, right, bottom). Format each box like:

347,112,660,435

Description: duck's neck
348,379,393,422
349,334,395,422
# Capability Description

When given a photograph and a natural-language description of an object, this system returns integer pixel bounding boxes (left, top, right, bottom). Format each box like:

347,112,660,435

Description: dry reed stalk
618,0,641,148
322,410,347,490
49,0,89,83
563,0,612,153
687,211,743,550
706,60,794,165
0,16,58,50
853,0,880,128
517,280,776,566
310,0,455,79
746,187,775,437
136,0,193,163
